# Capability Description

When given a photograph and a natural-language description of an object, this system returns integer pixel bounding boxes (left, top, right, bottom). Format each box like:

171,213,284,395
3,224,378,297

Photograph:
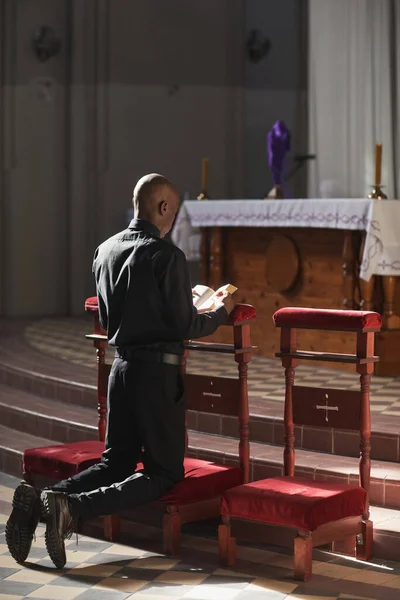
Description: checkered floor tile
2,473,400,599
25,317,400,416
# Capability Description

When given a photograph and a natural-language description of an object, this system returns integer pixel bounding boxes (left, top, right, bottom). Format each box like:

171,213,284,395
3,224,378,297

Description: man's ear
160,200,168,215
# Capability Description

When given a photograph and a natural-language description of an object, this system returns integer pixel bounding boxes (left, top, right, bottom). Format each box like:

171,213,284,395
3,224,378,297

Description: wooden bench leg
218,520,236,567
332,535,356,557
356,520,373,561
294,534,312,581
163,508,181,556
104,515,120,541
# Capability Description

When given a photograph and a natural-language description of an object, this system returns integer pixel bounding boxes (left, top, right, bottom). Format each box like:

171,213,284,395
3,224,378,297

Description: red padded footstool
219,307,382,582
23,440,105,486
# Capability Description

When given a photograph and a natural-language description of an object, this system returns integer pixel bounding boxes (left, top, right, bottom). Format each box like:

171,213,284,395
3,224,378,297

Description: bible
192,283,237,312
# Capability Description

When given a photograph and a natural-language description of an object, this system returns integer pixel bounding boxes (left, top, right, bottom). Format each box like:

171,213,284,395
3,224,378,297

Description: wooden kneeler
219,307,382,581
85,297,256,551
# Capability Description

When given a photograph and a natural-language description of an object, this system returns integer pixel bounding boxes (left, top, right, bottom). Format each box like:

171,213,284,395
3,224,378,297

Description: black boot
40,491,75,569
6,482,41,563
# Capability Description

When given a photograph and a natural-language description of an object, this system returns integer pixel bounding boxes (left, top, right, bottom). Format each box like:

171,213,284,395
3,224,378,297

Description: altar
173,198,400,375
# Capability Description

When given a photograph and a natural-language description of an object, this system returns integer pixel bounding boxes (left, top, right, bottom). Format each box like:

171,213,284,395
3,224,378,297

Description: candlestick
197,158,210,201
368,185,387,200
265,184,284,200
374,143,382,187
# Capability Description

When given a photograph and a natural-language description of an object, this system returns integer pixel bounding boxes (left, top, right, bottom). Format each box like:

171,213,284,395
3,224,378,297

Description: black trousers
51,357,185,520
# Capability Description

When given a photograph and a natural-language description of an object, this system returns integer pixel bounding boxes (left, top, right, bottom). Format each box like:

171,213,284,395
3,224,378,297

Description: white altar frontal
172,198,400,282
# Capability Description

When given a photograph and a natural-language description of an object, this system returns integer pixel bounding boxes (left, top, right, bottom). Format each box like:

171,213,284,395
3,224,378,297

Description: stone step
0,319,98,387
0,423,57,477
2,353,399,464
190,397,400,463
372,506,400,562
0,362,96,409
2,322,400,458
0,384,98,443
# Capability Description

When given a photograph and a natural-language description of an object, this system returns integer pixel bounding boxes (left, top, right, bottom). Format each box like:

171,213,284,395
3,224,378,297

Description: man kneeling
6,174,235,568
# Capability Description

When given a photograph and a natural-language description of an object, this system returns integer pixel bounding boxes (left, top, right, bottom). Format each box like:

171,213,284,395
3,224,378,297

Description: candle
201,158,209,191
374,143,382,186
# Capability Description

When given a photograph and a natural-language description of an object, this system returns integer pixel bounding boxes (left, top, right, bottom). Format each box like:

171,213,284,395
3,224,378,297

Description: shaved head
132,173,180,237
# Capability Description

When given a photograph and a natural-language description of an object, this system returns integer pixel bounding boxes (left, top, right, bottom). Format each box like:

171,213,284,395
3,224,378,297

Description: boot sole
41,493,66,570
5,484,40,563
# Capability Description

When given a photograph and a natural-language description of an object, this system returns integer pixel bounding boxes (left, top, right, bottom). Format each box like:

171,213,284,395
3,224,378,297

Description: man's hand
215,291,236,315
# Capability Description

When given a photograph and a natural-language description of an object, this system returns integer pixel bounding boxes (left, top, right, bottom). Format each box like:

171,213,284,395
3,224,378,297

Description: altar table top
172,198,400,281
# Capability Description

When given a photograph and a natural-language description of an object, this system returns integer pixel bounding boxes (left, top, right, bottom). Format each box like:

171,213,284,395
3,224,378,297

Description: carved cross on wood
202,379,221,409
315,393,339,422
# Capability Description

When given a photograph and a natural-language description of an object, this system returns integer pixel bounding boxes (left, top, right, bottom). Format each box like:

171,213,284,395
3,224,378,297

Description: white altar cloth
171,198,400,281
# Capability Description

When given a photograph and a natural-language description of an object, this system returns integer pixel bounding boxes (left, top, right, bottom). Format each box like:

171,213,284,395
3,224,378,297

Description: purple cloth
267,120,291,185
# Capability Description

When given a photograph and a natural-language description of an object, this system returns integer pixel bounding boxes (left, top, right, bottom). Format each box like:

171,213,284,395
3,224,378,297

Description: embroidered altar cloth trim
171,198,400,281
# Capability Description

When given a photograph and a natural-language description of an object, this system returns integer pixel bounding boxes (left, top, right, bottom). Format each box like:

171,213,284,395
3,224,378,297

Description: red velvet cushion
221,477,366,531
85,296,98,312
23,446,241,505
228,304,256,325
160,458,243,506
23,441,105,480
273,307,382,331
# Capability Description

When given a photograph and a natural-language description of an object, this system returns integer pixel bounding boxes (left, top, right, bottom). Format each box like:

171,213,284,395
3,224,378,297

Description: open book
192,283,237,312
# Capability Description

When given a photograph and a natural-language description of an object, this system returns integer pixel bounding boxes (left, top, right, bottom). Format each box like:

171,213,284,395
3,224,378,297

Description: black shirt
92,218,228,355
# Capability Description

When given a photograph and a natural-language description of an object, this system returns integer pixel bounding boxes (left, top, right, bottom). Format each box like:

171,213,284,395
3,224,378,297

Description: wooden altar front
188,200,400,376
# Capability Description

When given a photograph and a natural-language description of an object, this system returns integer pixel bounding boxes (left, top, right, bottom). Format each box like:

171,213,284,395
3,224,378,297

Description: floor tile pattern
2,473,400,599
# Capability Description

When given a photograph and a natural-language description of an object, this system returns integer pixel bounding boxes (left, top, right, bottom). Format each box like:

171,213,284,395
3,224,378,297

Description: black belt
115,348,181,366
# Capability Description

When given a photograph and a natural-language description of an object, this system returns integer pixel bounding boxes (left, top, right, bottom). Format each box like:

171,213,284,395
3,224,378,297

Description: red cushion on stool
85,297,98,312
273,307,381,331
160,458,243,506
221,477,366,531
23,441,105,481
